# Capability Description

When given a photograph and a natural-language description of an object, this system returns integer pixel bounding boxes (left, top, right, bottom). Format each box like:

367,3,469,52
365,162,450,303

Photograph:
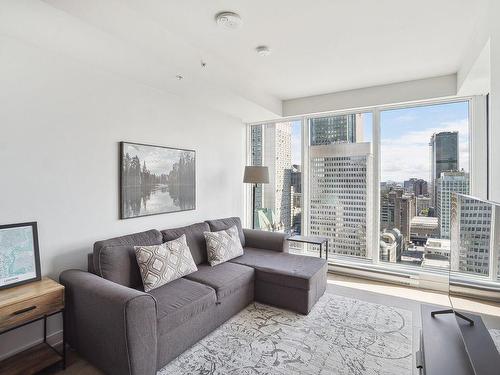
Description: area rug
159,293,413,375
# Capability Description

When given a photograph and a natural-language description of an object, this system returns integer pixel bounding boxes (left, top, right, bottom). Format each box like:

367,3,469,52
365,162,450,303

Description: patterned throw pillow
204,225,244,266
134,234,197,292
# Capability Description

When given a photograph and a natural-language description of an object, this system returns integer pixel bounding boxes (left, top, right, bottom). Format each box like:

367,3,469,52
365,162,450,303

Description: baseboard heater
328,263,413,286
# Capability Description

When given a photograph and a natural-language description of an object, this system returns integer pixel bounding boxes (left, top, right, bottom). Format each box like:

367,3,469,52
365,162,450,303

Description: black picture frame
0,221,41,290
119,141,196,219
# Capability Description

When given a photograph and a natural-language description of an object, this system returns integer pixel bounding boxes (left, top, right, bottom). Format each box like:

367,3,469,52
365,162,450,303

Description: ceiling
0,0,488,121
130,0,485,99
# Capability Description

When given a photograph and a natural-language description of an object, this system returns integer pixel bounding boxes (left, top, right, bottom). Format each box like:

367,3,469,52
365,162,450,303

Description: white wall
0,36,245,358
282,74,457,117
458,0,500,202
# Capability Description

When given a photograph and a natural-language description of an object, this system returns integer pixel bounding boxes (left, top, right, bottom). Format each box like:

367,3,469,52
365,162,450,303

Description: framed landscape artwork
120,142,196,219
0,222,41,290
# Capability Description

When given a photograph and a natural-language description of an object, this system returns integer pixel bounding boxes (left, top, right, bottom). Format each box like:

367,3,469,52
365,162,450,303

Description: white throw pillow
134,234,197,292
204,225,244,266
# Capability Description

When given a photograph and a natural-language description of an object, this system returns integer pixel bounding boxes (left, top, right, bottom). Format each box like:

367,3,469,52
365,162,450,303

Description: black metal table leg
62,309,66,369
43,315,47,343
319,242,322,258
325,241,328,260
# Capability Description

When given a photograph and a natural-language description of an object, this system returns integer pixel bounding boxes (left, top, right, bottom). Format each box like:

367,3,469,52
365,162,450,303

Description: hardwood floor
47,273,500,375
39,347,102,375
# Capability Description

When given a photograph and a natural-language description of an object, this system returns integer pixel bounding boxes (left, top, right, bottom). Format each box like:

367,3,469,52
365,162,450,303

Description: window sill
328,256,500,301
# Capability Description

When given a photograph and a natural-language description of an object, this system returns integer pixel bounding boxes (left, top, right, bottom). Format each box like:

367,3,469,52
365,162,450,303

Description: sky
123,143,187,175
380,101,469,182
291,120,302,165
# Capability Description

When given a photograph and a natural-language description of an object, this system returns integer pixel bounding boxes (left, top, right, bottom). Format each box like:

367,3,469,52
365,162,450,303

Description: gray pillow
204,225,244,266
134,234,197,292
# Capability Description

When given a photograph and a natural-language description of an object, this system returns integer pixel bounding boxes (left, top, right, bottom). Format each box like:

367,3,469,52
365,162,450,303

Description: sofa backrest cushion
205,217,245,247
161,222,210,265
93,229,163,288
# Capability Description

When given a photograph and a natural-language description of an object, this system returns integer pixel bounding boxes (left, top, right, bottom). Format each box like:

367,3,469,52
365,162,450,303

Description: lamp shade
243,166,269,184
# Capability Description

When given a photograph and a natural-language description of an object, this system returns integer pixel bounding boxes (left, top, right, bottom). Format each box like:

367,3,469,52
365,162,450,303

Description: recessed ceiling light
256,45,271,56
215,12,242,30
175,74,184,80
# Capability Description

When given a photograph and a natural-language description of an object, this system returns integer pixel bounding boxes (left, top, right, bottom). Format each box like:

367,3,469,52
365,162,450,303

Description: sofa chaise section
231,246,327,314
206,218,327,315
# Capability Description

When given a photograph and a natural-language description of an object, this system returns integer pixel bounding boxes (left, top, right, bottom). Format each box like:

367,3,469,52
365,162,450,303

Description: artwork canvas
0,222,41,290
120,142,196,219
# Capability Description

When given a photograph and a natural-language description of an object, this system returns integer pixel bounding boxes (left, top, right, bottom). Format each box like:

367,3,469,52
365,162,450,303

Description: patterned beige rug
159,293,413,375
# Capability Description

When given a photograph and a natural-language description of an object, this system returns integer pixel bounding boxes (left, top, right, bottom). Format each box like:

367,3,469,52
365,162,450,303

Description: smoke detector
255,45,271,56
215,12,242,30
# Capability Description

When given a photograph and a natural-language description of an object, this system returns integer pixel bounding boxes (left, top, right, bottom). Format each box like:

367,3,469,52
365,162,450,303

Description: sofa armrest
60,270,157,375
243,229,289,252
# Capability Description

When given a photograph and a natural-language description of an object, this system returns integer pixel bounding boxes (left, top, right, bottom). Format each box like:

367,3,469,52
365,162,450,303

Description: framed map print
0,222,41,290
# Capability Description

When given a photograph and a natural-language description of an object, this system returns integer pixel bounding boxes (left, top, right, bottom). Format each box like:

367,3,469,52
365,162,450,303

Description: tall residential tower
437,171,470,239
430,131,459,205
251,123,293,231
308,114,371,257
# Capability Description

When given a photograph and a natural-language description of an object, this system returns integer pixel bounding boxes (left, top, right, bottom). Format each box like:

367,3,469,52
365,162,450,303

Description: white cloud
393,114,417,123
381,119,469,182
291,135,302,165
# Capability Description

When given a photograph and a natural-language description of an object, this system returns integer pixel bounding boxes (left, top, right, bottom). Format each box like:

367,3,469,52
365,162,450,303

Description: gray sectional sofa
60,217,327,375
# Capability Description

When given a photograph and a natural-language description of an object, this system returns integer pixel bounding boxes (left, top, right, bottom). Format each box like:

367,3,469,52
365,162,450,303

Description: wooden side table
0,277,65,375
287,235,330,260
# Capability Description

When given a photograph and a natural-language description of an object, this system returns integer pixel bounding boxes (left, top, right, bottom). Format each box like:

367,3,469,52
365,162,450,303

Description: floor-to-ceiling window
308,112,373,259
249,121,302,234
379,101,470,272
248,96,499,284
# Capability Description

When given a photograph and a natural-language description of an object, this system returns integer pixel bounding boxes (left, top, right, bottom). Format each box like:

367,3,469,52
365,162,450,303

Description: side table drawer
0,290,64,332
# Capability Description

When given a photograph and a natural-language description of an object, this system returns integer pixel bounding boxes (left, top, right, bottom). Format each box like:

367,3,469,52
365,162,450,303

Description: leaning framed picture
0,222,41,290
120,142,196,219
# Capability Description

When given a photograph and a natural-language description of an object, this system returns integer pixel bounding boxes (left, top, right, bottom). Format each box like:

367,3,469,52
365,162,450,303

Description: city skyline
381,101,469,182
290,102,469,183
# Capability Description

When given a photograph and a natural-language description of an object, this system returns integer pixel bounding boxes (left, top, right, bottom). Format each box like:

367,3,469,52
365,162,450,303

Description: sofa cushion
93,229,163,288
204,226,244,266
161,222,210,265
184,262,254,300
134,235,198,292
230,247,327,290
149,278,216,336
205,217,245,247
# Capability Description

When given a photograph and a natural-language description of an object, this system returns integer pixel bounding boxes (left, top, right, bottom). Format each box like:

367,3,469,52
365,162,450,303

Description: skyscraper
400,195,417,242
450,194,499,276
430,131,459,205
290,164,301,194
309,142,373,258
290,164,302,234
251,123,292,231
437,171,470,239
310,114,363,145
404,178,428,196
250,125,264,219
380,188,416,246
